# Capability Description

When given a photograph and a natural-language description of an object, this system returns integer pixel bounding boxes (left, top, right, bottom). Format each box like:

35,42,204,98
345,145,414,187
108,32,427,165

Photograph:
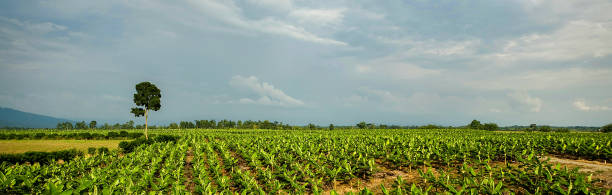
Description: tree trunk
145,109,148,140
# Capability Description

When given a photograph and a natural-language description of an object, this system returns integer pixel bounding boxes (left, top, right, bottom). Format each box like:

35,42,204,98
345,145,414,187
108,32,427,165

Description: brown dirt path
542,156,612,189
183,148,195,192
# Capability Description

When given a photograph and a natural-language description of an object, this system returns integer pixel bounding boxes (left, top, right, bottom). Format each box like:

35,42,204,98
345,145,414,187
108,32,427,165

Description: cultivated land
1,129,611,194
0,140,123,154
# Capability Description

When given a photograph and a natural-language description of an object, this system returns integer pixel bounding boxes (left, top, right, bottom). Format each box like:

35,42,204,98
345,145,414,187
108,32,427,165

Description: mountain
0,107,73,128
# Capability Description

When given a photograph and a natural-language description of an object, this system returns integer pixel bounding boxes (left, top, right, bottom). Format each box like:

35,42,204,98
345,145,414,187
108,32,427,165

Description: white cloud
230,75,304,107
187,0,346,45
251,18,347,45
508,91,542,112
354,87,461,113
289,8,345,26
0,17,67,34
493,20,612,62
353,52,442,79
573,99,611,111
374,36,480,57
467,67,612,90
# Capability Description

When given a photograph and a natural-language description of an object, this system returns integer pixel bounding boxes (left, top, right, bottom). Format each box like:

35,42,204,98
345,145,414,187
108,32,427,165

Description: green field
1,129,611,194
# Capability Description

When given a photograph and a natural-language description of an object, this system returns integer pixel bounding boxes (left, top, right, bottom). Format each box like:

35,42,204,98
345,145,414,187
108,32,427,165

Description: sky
0,0,611,126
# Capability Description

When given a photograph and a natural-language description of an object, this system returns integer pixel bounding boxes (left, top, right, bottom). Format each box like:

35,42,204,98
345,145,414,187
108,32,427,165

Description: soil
542,156,612,189
183,148,195,192
323,165,422,194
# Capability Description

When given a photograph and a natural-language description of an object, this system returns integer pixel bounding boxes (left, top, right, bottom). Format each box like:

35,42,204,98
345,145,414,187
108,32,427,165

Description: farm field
0,140,124,154
1,129,611,194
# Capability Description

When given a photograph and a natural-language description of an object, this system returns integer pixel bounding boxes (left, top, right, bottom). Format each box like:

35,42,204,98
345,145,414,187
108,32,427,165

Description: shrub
88,147,97,155
555,128,570,133
34,133,46,139
602,123,612,133
0,149,83,165
119,131,129,137
482,123,499,131
78,132,93,139
128,132,144,139
119,135,179,153
98,147,109,154
119,138,152,153
107,132,119,138
91,133,105,139
539,126,552,132
47,133,59,139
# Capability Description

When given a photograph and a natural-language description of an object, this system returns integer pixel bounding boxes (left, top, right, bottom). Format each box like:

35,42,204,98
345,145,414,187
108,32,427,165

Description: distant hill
0,107,73,128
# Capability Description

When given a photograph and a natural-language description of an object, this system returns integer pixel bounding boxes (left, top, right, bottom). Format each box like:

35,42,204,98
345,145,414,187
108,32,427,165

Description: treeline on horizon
1,119,609,132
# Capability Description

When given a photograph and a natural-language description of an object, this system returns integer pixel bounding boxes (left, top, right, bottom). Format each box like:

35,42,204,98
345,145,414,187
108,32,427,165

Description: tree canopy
131,82,161,139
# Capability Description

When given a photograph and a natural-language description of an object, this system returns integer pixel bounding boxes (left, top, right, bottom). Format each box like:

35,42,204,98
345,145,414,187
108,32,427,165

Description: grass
0,140,125,154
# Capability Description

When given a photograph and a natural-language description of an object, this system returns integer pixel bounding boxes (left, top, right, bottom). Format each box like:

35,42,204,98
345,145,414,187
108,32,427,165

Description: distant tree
329,124,334,130
420,124,442,129
468,120,482,130
602,123,612,133
131,82,162,139
56,121,74,130
121,120,135,129
169,122,179,129
75,121,87,129
101,123,110,130
357,122,367,129
89,121,97,129
483,123,499,131
539,125,551,132
528,124,537,131
307,123,317,130
180,121,195,129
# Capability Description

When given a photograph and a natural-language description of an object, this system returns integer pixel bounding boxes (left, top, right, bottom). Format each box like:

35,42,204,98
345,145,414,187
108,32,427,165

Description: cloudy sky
1,0,611,126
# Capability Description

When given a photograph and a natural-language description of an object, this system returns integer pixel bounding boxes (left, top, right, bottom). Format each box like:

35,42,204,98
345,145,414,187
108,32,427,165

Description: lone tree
131,82,161,139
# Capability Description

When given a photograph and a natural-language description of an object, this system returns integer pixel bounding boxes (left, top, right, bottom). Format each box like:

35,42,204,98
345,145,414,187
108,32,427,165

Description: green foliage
468,120,499,131
118,135,179,153
89,121,97,129
483,123,499,131
56,121,73,130
87,147,96,155
0,149,82,165
357,121,367,129
539,125,552,132
131,81,161,115
75,121,88,129
97,147,109,154
180,121,195,129
602,123,612,133
468,120,482,129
